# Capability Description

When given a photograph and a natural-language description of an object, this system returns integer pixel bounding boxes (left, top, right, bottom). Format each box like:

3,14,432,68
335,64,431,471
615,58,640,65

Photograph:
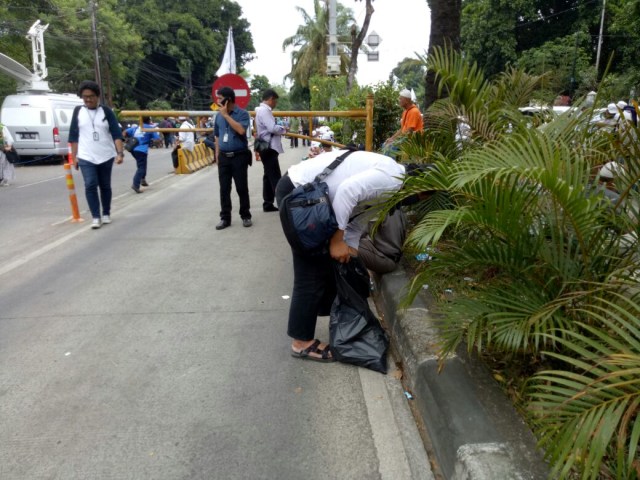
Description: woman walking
69,80,124,229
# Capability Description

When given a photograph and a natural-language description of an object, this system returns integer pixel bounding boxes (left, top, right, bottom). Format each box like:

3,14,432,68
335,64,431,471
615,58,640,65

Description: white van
0,92,84,162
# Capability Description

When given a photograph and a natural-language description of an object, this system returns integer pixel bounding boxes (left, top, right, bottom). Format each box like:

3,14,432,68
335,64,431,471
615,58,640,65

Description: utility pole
90,0,104,103
595,0,606,81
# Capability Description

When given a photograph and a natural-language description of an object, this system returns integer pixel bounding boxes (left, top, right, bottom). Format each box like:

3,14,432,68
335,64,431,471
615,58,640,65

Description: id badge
93,132,99,141
223,133,229,143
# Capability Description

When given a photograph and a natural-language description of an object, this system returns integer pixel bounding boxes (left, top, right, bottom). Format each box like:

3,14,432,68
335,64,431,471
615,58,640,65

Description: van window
1,107,50,126
55,109,74,126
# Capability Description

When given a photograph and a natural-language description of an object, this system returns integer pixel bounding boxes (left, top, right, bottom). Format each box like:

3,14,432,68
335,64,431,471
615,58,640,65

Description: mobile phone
221,97,229,106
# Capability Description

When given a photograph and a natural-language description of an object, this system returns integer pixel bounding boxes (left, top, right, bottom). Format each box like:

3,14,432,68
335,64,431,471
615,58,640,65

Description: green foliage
394,45,640,478
461,0,640,99
309,75,348,111
333,80,402,150
390,57,426,106
147,99,171,111
247,75,270,110
0,0,255,110
517,32,593,96
282,0,354,87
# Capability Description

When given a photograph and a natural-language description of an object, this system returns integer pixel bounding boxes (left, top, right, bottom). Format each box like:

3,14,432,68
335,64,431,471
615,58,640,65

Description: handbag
4,146,20,164
278,149,356,254
124,127,140,153
254,138,270,153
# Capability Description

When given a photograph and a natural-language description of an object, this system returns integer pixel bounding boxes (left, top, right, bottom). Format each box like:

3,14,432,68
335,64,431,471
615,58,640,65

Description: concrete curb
374,266,549,480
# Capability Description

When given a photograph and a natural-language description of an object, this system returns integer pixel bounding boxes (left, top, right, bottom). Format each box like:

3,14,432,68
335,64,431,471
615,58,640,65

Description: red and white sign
212,74,250,109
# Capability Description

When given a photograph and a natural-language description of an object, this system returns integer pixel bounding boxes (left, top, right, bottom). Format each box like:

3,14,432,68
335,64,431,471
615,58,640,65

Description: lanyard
86,107,99,133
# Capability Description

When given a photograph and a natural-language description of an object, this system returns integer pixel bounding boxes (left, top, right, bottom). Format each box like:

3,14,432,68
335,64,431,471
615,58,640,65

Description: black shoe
242,218,253,228
141,179,149,187
263,204,278,212
216,219,231,230
131,185,142,194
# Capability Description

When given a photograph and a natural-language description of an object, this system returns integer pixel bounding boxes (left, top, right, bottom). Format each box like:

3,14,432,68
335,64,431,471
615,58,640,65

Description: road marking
15,175,66,189
0,170,206,278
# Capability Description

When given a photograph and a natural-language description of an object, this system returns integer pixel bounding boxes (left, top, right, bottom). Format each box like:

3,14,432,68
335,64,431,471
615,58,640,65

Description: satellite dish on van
0,19,51,93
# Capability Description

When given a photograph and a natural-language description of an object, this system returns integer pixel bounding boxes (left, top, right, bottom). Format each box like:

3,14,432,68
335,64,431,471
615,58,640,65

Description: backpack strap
313,148,357,183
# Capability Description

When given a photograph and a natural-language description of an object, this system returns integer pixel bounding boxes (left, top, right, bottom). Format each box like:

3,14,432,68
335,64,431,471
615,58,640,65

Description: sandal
291,339,335,363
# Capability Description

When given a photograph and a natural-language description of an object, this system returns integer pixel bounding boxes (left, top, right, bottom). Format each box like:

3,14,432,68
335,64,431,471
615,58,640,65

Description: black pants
301,129,310,146
218,150,251,221
276,175,336,340
290,135,298,148
260,148,282,209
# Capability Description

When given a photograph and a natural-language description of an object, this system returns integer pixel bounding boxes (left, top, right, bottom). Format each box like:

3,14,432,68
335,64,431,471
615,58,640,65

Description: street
0,146,432,480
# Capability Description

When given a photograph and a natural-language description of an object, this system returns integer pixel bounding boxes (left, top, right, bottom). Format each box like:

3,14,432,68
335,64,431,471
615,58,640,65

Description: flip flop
291,339,335,363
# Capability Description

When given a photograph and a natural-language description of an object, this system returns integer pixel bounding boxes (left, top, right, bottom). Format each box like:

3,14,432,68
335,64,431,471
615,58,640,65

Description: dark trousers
260,148,282,208
218,150,251,221
290,135,298,148
132,150,147,188
275,175,336,340
78,158,114,219
301,129,310,146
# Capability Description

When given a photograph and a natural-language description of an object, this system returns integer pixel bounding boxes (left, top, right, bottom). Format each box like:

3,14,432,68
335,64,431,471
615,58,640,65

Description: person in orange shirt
385,89,423,146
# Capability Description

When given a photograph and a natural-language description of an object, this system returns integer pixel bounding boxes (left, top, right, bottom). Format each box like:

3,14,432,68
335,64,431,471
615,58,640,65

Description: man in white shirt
178,116,195,152
255,88,286,212
274,149,406,362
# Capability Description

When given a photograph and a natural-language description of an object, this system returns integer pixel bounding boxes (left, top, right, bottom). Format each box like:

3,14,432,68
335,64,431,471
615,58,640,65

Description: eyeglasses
82,94,97,100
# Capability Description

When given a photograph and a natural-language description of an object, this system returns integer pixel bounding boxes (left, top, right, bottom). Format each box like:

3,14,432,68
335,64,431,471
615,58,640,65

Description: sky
233,0,431,87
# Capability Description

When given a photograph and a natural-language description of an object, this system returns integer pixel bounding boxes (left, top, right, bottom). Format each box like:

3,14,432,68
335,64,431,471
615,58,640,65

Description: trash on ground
404,391,414,400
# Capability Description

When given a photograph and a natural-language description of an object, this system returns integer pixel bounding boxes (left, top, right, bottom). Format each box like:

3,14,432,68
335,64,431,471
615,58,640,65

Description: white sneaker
91,218,102,229
102,215,111,224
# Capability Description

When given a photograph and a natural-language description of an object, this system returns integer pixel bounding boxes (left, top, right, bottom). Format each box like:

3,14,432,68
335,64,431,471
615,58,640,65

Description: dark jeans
301,129,310,146
78,158,114,219
275,175,336,340
218,150,251,221
260,148,282,208
163,133,173,148
132,150,147,188
290,135,298,148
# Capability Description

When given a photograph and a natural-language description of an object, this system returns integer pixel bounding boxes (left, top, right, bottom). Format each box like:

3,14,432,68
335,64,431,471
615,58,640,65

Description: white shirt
179,120,195,151
287,150,405,247
76,107,118,164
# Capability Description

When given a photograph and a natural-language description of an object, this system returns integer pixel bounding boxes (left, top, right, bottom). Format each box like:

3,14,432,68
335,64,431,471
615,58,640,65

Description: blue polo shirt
214,107,250,152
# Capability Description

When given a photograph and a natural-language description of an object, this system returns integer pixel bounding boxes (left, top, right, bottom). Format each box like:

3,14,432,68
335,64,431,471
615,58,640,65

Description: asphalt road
0,146,432,479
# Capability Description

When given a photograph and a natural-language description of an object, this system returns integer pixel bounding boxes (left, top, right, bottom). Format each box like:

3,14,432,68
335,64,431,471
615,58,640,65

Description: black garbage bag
329,258,389,374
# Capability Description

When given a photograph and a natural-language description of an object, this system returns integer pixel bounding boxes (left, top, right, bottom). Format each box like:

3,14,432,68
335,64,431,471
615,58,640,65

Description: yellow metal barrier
176,142,215,174
121,94,375,152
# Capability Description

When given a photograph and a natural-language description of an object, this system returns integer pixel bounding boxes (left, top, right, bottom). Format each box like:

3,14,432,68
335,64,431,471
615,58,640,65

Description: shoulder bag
278,148,356,254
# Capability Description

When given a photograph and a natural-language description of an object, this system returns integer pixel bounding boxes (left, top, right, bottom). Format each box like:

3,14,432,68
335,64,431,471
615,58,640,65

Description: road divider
175,143,215,174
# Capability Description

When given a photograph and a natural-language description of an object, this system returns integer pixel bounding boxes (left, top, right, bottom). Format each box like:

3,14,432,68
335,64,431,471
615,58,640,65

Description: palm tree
392,45,640,478
282,0,355,87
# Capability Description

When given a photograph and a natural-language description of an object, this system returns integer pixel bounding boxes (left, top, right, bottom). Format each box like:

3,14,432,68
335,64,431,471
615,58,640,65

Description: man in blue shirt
125,116,160,193
214,86,252,229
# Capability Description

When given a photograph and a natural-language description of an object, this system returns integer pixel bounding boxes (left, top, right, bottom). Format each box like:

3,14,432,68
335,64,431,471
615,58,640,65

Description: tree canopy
0,0,255,110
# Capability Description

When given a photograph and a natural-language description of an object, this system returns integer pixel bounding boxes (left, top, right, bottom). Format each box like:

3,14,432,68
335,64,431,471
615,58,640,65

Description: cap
607,103,618,115
399,89,412,99
320,132,333,141
617,100,628,110
599,161,624,180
